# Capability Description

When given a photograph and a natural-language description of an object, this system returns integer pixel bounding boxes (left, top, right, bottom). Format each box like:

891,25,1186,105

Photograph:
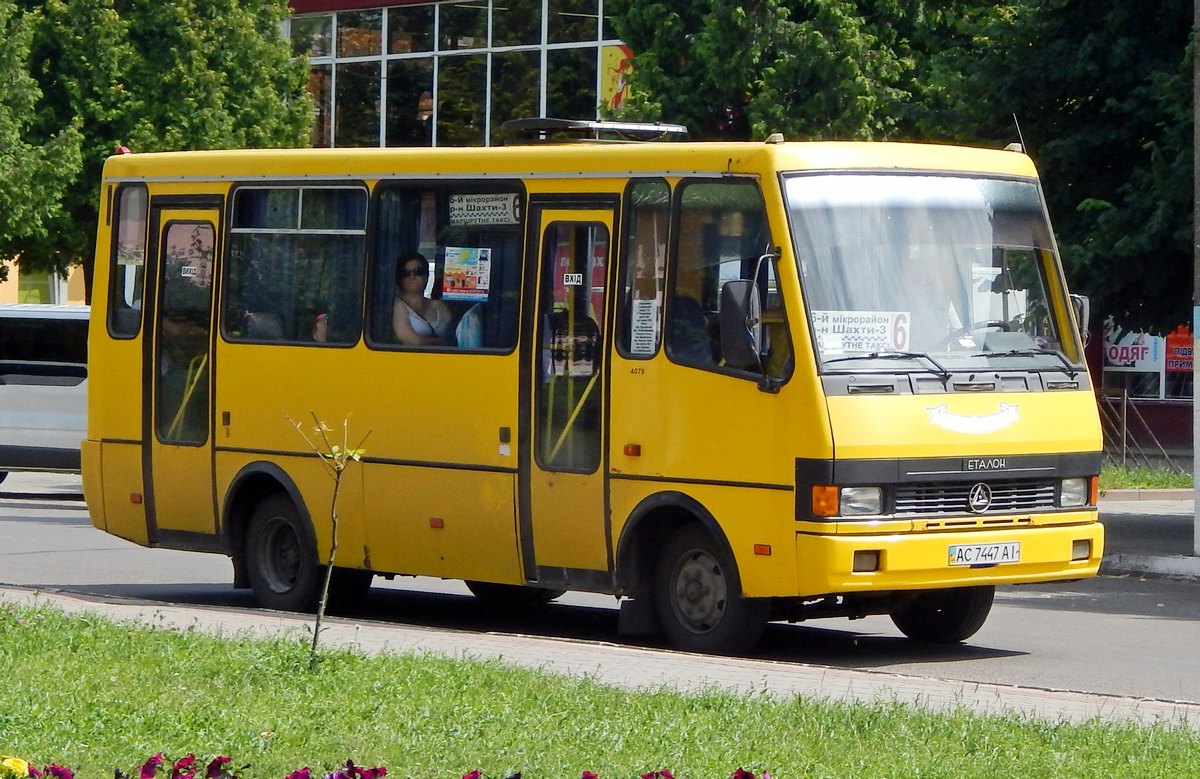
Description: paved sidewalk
1099,491,1200,578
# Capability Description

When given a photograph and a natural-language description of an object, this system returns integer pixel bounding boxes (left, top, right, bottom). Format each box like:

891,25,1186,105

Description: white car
0,303,89,484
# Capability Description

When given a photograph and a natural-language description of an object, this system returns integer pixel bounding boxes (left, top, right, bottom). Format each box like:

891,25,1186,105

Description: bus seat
245,312,286,340
668,296,714,365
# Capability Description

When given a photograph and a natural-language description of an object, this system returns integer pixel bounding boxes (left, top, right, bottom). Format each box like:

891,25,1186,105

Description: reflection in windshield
785,174,1082,375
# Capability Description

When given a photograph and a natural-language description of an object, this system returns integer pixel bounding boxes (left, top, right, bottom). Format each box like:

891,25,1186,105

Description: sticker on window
442,246,492,302
630,298,659,355
812,310,910,354
448,193,521,225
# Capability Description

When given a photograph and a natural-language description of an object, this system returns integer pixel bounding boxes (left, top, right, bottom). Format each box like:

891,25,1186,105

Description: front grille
894,479,1057,516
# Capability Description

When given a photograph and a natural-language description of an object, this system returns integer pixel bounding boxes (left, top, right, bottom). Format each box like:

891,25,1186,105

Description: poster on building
1165,324,1193,373
1102,322,1164,372
442,246,491,302
811,310,910,354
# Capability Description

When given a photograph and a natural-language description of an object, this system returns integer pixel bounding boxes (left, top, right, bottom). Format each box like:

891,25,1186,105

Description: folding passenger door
520,197,617,586
143,198,222,546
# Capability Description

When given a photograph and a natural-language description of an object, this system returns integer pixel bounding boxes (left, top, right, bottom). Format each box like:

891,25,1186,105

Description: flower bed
2,756,771,779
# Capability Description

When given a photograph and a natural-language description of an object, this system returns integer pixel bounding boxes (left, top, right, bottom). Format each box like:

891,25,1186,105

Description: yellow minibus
82,120,1103,654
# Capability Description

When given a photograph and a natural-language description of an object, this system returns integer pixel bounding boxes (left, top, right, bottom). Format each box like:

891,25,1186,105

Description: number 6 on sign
892,312,909,350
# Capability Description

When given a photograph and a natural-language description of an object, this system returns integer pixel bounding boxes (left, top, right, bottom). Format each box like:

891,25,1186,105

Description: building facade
287,0,632,148
0,261,85,305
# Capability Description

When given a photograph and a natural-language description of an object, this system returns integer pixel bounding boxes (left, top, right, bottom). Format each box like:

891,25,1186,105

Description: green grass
3,602,1199,779
1100,464,1194,491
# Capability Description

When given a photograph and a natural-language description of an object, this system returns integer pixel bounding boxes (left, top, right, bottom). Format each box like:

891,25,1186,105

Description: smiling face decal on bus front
926,403,1020,434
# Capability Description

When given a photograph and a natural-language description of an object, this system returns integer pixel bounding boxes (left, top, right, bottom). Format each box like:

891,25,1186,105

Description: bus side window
369,184,524,351
109,184,148,339
224,186,367,346
617,179,669,359
666,179,791,381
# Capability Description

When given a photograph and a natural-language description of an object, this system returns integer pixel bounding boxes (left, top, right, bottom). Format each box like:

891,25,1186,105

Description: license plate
948,541,1020,566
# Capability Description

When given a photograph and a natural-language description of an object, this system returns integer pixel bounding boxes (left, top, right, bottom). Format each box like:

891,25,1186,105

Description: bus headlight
840,486,883,516
1060,477,1088,507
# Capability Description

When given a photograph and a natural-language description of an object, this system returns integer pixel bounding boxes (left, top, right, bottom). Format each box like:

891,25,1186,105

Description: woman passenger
392,251,454,346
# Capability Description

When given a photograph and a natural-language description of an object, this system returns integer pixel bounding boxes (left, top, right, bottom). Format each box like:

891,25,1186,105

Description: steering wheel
940,320,1010,348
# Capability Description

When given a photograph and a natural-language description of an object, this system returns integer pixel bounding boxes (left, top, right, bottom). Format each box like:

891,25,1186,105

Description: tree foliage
605,0,915,140
6,0,311,293
923,0,1193,331
0,1,82,284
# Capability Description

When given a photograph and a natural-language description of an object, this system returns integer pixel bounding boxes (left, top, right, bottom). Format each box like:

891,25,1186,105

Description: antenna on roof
1009,113,1029,154
501,117,688,144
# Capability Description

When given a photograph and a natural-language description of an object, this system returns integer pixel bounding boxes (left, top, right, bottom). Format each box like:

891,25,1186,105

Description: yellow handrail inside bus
166,353,208,441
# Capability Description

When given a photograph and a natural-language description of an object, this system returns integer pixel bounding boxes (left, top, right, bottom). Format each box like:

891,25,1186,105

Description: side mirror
1070,294,1090,346
718,279,763,371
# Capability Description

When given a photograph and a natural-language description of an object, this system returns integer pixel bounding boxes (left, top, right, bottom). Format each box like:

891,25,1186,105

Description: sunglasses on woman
402,267,428,278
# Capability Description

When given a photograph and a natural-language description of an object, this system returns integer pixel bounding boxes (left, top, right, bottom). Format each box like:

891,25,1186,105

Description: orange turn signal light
812,485,839,517
1088,475,1099,506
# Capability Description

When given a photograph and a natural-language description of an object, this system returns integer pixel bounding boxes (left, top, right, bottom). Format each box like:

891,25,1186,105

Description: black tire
244,493,323,612
653,524,768,654
890,585,995,643
464,580,565,605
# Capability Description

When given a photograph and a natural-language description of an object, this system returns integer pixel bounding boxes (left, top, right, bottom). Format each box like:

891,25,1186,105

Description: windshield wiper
970,348,1079,378
823,350,951,382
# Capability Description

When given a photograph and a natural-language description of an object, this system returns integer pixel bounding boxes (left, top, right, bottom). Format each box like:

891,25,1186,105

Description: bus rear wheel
654,524,768,654
245,493,322,613
890,585,994,643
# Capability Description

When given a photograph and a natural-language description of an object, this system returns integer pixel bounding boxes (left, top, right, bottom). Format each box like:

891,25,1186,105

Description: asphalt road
3,471,1199,705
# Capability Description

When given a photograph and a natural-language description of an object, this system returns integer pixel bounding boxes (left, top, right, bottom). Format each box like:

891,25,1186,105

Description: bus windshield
785,173,1082,376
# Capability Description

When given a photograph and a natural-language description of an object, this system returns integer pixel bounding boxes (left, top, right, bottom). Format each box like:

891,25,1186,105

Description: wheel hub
672,549,727,633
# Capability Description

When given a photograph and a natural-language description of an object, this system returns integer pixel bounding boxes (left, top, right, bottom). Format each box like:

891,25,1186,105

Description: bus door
144,201,221,545
522,200,617,583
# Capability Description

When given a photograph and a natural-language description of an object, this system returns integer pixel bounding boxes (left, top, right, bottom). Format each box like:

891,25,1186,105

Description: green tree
0,1,82,284
12,0,312,296
605,0,914,140
919,0,1193,331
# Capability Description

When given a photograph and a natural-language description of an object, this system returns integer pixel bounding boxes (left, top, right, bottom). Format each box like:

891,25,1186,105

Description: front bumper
795,515,1103,595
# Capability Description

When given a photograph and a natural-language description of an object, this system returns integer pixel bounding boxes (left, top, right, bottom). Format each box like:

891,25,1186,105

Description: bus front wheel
245,493,322,613
654,524,768,654
890,585,994,643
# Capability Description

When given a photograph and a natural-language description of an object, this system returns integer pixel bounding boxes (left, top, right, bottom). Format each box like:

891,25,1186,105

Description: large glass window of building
287,0,629,148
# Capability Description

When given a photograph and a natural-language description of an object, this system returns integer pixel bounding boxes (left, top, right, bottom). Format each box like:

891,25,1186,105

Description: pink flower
28,767,42,779
204,758,232,779
581,773,600,779
44,765,74,779
140,754,165,779
282,770,311,779
641,772,674,779
171,755,197,779
462,771,484,779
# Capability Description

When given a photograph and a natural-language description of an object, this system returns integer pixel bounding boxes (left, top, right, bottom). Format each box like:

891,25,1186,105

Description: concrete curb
1100,488,1194,502
1102,553,1200,579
